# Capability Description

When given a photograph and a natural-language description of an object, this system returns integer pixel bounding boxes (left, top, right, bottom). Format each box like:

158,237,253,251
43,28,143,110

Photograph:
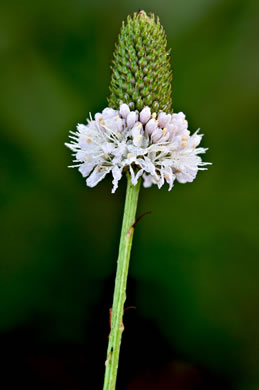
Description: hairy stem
103,173,141,390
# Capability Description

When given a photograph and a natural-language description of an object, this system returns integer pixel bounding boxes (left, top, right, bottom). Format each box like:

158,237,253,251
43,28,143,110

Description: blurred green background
1,0,259,388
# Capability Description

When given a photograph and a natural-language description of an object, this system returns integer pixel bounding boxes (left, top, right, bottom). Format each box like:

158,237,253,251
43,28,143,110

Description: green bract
108,10,173,113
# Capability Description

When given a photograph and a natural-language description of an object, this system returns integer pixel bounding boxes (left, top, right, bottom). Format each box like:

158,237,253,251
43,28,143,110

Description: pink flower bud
158,112,171,128
120,103,130,118
127,111,138,128
140,106,151,124
145,118,157,135
94,113,102,121
102,108,118,120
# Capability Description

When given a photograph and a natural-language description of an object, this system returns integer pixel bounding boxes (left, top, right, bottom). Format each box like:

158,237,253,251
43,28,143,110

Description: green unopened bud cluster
108,10,173,113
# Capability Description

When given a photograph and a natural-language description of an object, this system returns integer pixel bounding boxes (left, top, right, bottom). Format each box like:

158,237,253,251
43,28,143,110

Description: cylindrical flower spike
108,10,173,112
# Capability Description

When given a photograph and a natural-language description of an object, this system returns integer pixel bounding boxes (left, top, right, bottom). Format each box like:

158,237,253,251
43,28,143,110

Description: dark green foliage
108,11,173,112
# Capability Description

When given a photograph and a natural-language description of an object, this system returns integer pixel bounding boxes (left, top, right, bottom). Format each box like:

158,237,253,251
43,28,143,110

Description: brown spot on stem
105,348,113,366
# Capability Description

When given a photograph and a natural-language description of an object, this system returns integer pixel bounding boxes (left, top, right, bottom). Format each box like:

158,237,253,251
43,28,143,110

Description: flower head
65,104,210,193
66,11,210,192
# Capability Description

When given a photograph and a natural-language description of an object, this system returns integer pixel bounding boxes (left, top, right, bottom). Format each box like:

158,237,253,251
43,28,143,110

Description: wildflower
65,10,211,390
65,104,210,193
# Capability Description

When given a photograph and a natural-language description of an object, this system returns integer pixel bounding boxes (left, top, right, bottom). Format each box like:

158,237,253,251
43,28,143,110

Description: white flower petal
163,167,175,190
86,167,111,187
175,167,198,183
79,162,95,177
143,174,154,188
111,166,122,193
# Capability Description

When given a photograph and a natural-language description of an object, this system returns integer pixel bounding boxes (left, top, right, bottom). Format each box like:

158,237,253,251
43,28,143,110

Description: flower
65,103,210,193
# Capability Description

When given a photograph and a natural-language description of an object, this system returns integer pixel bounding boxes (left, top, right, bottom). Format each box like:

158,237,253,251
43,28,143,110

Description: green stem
103,173,141,390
